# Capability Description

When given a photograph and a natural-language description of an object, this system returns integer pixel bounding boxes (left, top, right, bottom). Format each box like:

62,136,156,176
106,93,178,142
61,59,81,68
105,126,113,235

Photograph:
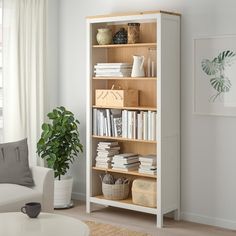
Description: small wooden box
95,89,139,107
132,178,157,208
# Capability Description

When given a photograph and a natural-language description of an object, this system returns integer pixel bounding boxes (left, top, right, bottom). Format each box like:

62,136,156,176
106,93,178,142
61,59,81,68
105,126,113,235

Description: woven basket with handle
102,182,130,200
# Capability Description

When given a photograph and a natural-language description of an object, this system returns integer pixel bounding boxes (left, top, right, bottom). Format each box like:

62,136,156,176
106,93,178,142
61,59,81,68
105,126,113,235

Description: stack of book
138,154,157,175
112,153,140,172
95,141,120,168
94,63,132,77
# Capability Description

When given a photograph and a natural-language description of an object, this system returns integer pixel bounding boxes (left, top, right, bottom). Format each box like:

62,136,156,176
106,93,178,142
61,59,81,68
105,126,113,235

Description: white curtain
3,0,47,165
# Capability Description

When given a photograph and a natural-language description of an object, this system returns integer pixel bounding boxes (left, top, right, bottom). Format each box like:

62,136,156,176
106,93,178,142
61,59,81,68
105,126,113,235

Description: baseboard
72,192,86,201
181,212,236,230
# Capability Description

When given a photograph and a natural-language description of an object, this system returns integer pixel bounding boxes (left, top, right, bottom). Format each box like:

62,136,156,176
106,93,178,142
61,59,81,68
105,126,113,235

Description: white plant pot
54,175,73,208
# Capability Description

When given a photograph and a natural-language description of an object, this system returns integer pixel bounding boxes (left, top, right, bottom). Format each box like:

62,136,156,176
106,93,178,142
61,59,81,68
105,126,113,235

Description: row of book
93,109,157,141
94,63,132,77
94,142,157,175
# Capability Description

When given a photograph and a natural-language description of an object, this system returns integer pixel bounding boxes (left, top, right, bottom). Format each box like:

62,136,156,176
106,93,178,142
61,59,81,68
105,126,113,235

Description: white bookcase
86,11,180,227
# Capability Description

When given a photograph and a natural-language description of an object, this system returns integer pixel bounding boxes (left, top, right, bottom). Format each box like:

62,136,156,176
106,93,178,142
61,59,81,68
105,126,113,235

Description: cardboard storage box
132,178,157,208
95,89,139,107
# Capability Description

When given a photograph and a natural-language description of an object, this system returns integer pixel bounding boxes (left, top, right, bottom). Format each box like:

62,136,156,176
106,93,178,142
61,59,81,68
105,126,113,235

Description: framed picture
194,35,236,116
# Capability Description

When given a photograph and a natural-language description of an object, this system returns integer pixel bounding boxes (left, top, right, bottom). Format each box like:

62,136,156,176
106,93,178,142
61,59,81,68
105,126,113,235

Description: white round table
0,212,89,236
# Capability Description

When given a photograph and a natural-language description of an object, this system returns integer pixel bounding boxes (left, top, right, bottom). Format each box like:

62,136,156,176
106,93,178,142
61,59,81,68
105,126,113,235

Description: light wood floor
55,201,235,236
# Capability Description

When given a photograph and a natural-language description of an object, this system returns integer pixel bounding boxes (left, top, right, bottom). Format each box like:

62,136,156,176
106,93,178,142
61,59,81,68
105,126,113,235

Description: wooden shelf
93,77,157,80
90,195,157,214
92,105,157,111
92,43,156,48
92,135,157,144
93,167,157,179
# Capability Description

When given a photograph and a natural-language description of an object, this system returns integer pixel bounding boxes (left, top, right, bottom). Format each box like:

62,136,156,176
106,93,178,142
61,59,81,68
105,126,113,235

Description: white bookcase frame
86,11,180,228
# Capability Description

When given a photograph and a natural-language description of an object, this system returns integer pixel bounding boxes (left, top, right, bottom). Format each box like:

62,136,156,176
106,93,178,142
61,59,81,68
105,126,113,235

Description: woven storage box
102,182,130,200
95,89,139,107
132,178,157,207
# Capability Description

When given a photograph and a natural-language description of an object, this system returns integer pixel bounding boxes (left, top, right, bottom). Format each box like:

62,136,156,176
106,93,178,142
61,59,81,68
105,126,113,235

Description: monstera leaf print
201,50,236,102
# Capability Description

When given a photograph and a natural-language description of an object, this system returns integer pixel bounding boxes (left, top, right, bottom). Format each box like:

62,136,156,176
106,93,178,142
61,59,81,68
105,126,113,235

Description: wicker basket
102,182,130,200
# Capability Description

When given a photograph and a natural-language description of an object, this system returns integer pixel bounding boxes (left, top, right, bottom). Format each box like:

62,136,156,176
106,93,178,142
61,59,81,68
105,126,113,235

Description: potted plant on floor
37,106,83,208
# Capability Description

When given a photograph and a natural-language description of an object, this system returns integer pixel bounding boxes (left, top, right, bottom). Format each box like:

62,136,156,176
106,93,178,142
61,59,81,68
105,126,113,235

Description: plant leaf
210,76,231,93
201,59,219,75
217,50,236,68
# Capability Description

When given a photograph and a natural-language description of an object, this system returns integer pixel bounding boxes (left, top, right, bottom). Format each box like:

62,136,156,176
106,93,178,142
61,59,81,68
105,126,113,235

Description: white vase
131,55,145,77
54,175,73,208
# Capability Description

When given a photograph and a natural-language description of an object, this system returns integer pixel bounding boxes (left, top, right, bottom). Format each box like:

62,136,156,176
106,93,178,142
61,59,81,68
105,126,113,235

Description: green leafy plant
201,50,236,102
37,106,83,180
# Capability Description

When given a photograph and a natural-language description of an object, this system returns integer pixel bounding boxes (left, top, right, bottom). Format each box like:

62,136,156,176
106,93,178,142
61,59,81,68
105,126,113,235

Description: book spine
106,109,111,137
152,112,156,141
143,112,148,140
122,110,127,138
93,109,97,135
133,111,137,139
137,112,143,140
148,110,152,140
127,111,132,139
111,114,115,137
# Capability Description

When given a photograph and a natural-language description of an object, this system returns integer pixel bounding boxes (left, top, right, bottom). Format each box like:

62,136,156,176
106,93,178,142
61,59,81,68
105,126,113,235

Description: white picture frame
194,35,236,116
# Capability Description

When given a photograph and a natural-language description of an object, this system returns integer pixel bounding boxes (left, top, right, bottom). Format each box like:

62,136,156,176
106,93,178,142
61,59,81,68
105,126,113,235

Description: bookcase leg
156,214,163,228
174,208,180,221
86,201,91,213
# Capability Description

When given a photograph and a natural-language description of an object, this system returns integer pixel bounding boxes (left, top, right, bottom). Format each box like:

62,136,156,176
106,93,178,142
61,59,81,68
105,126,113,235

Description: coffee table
0,212,89,236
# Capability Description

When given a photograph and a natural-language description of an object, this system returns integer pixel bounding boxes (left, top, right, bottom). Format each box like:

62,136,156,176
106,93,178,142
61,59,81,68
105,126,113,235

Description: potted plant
37,106,83,208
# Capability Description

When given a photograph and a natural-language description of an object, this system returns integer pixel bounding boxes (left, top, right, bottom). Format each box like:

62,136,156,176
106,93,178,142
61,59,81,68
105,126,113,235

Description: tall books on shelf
93,108,157,141
94,63,132,77
95,141,120,168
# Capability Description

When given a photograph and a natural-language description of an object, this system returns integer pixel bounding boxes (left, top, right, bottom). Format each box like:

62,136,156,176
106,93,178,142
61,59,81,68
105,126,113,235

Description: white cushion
0,184,42,212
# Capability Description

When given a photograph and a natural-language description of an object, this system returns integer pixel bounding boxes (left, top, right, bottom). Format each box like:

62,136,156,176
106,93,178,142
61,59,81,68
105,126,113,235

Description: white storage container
132,178,157,208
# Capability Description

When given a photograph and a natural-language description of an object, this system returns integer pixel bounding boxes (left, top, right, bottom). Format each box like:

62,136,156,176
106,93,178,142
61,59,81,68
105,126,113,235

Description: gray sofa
0,166,54,213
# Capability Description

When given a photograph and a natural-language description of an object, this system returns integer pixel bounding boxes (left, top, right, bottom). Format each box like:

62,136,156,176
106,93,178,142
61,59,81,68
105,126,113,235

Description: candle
147,57,151,77
151,61,155,77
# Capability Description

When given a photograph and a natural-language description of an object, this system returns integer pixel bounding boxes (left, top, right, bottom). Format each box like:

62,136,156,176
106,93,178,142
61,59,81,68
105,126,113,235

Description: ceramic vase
96,28,112,45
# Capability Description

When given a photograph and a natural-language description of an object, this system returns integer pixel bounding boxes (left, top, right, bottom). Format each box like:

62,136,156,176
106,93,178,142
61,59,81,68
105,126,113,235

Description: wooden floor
55,201,236,236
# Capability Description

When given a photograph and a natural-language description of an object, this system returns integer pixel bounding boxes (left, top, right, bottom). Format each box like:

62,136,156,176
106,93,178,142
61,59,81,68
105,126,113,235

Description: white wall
58,0,236,229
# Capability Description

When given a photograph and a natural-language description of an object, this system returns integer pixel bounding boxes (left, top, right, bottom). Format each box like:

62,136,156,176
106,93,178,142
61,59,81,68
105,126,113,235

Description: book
138,169,157,175
132,111,137,139
95,163,112,168
95,158,112,163
112,158,139,164
112,166,139,172
148,110,152,140
137,112,143,140
139,162,156,167
139,165,157,170
93,109,97,135
97,146,120,151
113,116,122,137
98,141,118,146
127,111,133,139
106,109,111,137
94,68,132,73
112,161,140,168
139,154,156,163
113,153,138,158
143,112,148,140
95,63,132,67
151,112,156,141
122,110,128,138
